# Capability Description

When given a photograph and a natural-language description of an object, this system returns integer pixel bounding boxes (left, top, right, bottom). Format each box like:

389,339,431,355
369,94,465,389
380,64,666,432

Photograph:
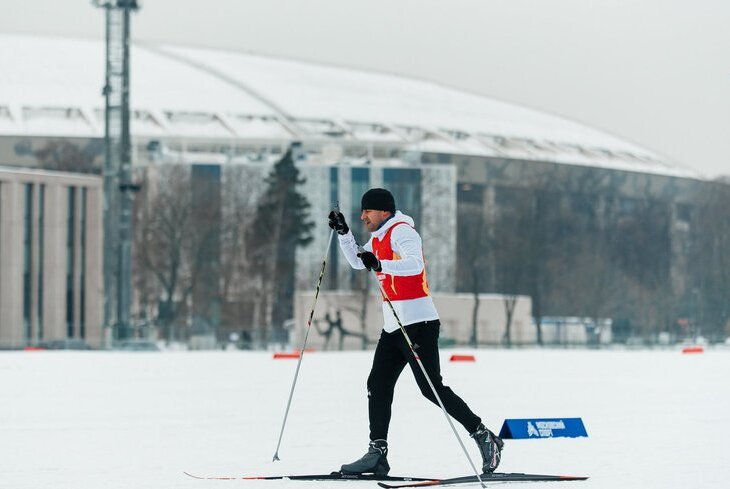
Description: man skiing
328,188,503,477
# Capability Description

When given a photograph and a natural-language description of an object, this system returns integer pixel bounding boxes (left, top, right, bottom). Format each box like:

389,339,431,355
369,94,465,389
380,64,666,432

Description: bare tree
33,139,102,174
456,187,493,346
341,272,372,350
133,164,220,342
689,179,730,341
218,165,266,337
492,180,553,346
501,295,518,347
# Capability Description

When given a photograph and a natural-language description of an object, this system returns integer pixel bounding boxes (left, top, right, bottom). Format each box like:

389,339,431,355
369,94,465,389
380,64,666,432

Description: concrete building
294,291,533,350
0,167,103,348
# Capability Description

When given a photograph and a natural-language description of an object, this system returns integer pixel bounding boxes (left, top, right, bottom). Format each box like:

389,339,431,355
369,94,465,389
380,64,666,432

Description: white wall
293,289,533,350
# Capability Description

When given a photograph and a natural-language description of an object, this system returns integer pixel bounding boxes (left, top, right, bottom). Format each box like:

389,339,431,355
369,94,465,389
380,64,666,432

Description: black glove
328,211,349,235
357,251,382,272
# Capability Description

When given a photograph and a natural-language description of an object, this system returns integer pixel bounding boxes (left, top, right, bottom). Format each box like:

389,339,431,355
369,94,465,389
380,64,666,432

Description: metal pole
272,229,335,461
101,3,116,337
117,2,133,339
96,0,139,342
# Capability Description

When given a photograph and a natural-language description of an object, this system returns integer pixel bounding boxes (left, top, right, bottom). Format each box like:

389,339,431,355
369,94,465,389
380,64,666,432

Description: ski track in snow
1,348,728,489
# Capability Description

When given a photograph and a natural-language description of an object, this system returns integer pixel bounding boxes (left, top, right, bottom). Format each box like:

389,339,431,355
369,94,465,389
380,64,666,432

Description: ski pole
272,227,336,462
372,273,486,488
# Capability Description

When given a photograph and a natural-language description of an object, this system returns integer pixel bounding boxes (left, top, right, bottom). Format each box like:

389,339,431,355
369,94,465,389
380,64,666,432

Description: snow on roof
0,34,700,179
0,165,102,184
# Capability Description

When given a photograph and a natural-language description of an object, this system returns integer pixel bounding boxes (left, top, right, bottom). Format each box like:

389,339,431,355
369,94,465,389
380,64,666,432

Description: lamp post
93,0,140,342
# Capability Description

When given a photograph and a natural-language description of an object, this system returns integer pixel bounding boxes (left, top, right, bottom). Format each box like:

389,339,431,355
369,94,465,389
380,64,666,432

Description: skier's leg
341,330,407,475
401,320,481,433
368,329,408,440
401,320,503,473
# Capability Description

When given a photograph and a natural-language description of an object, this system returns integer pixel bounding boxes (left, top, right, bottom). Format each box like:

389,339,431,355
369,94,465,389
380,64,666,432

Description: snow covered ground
1,348,728,489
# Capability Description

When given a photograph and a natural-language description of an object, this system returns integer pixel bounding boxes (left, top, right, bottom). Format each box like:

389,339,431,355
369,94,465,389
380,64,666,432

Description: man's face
361,209,392,232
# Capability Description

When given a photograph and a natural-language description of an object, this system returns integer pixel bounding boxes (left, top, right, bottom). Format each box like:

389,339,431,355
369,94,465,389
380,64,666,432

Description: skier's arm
379,225,425,276
337,231,369,270
329,210,367,270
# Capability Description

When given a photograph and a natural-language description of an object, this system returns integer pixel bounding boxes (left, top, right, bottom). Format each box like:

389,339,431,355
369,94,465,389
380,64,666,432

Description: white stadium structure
0,34,698,178
0,34,710,348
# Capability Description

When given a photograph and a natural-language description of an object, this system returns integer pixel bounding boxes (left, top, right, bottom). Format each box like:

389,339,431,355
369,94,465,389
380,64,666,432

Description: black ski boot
470,424,504,473
340,439,390,476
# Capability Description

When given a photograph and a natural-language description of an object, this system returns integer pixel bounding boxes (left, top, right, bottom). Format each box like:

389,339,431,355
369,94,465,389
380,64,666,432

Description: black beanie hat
361,188,396,213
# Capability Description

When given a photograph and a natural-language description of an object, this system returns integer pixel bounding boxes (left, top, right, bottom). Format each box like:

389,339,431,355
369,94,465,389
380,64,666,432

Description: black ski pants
367,319,482,441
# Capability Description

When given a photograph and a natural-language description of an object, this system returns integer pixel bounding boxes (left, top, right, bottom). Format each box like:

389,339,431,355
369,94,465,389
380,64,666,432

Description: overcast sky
1,0,728,177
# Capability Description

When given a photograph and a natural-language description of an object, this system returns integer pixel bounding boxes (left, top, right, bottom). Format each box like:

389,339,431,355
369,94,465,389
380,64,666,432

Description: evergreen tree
248,147,313,342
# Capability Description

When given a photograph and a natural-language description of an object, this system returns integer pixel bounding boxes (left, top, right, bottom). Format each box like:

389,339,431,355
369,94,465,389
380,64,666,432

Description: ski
376,472,589,488
183,471,433,482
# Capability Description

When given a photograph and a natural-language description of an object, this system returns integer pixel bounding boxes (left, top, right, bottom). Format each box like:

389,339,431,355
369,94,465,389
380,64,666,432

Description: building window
495,185,529,208
619,197,639,215
66,186,76,338
458,183,485,205
350,168,370,243
80,188,87,339
38,184,45,339
328,167,339,289
350,168,370,289
0,184,2,305
23,184,33,342
676,203,692,223
191,164,222,328
383,168,421,226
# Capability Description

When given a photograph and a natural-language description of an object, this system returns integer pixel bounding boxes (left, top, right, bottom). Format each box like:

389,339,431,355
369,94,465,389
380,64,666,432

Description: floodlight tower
93,0,140,342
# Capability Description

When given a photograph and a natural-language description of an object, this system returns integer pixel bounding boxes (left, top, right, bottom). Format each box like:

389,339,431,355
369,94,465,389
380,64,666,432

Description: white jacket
337,211,439,332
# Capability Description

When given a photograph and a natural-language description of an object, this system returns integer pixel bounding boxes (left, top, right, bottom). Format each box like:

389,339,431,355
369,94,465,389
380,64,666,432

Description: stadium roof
0,34,699,178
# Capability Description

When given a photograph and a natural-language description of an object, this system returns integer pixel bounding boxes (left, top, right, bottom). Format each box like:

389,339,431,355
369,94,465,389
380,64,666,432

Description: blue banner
498,418,588,439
